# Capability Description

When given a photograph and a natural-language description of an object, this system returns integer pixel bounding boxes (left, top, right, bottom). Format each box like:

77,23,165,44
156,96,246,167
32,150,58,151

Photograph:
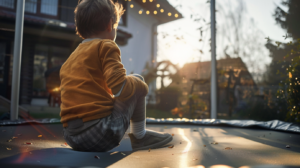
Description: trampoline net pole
210,0,217,119
10,0,25,120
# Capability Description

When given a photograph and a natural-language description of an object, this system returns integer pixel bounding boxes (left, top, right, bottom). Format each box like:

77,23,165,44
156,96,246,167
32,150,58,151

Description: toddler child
60,0,173,152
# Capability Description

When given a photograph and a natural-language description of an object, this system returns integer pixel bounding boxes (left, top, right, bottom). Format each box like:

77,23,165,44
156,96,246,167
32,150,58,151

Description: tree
216,0,268,82
276,39,300,123
264,0,300,86
264,0,300,122
274,0,300,39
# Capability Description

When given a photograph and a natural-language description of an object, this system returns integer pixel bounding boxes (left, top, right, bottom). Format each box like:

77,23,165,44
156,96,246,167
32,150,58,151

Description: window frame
0,0,60,19
0,0,15,9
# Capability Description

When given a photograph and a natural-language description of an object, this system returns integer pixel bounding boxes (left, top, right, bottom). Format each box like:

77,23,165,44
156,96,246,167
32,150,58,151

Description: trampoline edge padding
0,118,299,133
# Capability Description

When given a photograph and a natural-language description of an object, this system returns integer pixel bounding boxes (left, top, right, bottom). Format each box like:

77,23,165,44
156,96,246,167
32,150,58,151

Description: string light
127,2,180,18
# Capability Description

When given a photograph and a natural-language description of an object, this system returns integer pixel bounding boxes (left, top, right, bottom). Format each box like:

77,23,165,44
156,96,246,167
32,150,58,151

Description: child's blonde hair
74,0,125,39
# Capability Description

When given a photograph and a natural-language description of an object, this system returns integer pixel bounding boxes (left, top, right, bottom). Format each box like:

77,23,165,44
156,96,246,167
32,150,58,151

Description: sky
156,0,288,88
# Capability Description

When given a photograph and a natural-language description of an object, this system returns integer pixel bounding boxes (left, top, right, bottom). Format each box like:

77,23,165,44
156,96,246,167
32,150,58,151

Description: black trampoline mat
0,123,300,168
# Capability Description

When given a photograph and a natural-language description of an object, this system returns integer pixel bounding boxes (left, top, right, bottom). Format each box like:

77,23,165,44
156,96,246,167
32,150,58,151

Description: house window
25,0,37,14
0,0,14,9
33,44,69,98
41,0,58,16
23,0,58,16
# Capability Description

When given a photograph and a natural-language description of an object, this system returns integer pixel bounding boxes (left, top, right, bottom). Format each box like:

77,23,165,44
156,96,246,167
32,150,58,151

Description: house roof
133,0,183,24
0,10,133,39
180,57,251,80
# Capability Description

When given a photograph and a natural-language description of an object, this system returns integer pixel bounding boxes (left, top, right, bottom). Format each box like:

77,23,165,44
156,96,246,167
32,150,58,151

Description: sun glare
165,43,196,68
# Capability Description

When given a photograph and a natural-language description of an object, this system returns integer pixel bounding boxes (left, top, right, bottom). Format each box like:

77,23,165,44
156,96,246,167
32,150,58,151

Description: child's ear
107,19,113,32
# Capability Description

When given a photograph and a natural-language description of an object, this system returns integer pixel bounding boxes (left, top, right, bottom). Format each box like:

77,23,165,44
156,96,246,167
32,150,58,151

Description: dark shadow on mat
0,148,132,168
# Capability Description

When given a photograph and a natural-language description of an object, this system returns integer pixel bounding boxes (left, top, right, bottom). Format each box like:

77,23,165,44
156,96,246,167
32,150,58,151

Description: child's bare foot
128,129,173,151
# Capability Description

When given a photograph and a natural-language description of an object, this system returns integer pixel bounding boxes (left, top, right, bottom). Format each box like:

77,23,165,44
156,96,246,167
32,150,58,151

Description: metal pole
10,0,25,120
210,0,217,119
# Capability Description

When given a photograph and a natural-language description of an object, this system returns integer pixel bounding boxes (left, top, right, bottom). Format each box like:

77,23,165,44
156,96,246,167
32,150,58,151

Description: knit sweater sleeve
100,41,148,101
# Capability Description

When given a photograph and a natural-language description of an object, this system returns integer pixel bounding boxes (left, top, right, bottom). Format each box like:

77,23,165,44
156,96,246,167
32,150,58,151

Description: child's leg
130,94,146,139
115,74,172,151
129,74,146,139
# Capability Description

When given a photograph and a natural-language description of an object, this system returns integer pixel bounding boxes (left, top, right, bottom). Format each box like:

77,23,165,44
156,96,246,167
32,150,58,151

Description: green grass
29,112,60,119
146,108,175,118
28,108,174,120
0,111,60,120
1,108,176,120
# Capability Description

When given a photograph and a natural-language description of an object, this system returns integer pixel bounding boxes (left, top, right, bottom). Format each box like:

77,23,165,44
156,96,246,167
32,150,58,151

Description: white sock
130,120,146,139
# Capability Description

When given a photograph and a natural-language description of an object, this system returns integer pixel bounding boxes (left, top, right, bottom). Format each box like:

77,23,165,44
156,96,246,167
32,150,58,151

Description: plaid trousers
63,74,145,152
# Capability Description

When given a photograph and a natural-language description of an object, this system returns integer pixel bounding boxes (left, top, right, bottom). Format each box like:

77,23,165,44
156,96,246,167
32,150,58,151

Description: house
169,57,256,117
0,0,182,106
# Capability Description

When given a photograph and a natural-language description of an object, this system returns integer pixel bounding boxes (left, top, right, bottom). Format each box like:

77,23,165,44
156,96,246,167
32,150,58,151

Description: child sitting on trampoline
59,0,173,152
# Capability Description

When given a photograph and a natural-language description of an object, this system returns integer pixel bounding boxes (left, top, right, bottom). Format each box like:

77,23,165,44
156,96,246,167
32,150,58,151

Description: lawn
1,108,175,120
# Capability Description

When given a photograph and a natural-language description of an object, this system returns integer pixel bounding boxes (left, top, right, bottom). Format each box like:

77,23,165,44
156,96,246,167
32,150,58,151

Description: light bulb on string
143,0,146,3
168,12,172,16
130,4,134,8
149,0,153,2
154,10,157,14
160,9,164,13
139,9,143,14
146,10,150,15
175,13,178,18
157,4,160,8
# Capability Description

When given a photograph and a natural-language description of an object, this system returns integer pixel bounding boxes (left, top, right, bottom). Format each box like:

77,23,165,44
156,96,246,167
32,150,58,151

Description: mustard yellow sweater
60,39,148,127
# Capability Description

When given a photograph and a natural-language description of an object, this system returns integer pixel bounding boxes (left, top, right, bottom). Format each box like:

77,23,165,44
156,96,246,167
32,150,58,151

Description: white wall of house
118,1,158,75
118,1,158,104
